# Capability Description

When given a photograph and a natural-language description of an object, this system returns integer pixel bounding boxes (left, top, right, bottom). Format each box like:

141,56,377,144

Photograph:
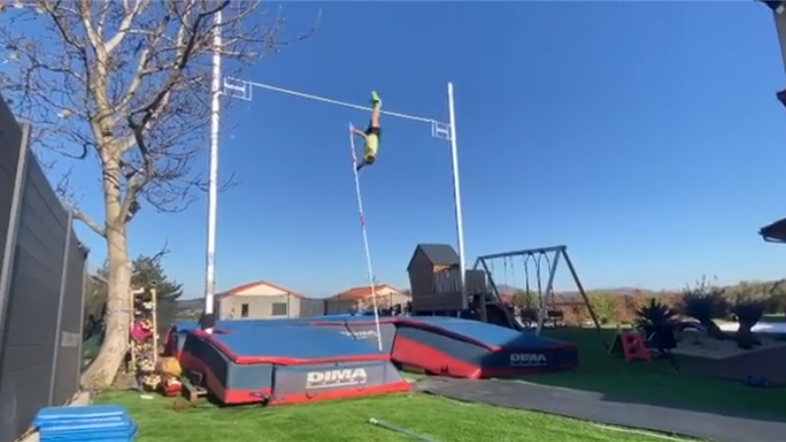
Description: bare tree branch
149,239,171,264
1,0,319,224
72,208,106,237
0,0,318,388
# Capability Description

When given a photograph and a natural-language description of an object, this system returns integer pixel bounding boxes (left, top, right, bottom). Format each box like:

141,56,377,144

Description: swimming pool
717,321,786,333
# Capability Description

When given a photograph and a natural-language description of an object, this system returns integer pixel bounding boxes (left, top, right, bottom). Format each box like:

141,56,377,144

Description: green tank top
365,134,379,157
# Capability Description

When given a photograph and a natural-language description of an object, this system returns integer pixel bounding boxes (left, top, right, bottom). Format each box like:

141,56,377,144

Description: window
240,303,249,318
271,302,288,317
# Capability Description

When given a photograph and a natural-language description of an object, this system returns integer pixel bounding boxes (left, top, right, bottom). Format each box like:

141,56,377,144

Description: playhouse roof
407,243,460,270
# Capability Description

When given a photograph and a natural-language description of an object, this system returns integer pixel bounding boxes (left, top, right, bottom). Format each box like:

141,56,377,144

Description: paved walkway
683,345,786,385
418,378,786,442
671,337,786,360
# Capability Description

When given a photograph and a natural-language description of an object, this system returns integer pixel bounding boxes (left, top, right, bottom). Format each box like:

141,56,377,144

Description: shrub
513,290,537,310
681,277,728,340
586,292,619,325
635,298,680,350
732,300,766,349
636,298,679,331
768,279,786,314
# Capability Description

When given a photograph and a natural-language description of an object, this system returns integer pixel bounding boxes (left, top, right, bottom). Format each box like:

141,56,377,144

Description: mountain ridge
494,284,665,297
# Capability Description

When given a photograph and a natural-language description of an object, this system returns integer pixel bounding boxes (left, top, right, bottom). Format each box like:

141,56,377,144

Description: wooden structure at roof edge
407,243,487,312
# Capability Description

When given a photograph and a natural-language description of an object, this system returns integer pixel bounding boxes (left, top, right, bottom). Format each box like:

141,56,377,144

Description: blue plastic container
34,405,137,442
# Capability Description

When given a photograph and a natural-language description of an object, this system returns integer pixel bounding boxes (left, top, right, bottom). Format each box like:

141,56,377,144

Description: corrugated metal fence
0,94,88,442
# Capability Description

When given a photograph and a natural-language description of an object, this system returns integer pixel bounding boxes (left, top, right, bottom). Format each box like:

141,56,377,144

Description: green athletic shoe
370,91,381,107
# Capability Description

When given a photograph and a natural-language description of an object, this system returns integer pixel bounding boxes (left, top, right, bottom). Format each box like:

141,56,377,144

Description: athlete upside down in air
353,91,382,171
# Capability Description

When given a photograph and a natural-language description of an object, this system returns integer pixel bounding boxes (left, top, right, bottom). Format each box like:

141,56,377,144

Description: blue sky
65,2,786,298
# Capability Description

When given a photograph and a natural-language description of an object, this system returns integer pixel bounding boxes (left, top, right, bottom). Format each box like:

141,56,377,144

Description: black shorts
365,125,381,138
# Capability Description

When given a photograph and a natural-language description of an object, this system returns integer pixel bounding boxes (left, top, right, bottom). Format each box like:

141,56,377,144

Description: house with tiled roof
325,284,411,314
215,280,324,320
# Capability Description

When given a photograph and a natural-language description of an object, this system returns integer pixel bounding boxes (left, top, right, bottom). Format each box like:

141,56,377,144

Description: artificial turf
95,326,786,441
97,391,677,442
537,328,786,420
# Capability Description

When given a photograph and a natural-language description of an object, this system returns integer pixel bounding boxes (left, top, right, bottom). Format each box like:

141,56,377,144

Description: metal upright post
0,120,31,364
50,212,73,405
562,248,607,348
203,9,222,333
447,82,467,310
76,243,88,388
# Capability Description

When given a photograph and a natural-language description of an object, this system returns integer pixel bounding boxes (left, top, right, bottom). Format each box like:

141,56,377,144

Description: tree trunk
80,228,132,389
80,163,133,390
699,318,728,340
735,322,761,349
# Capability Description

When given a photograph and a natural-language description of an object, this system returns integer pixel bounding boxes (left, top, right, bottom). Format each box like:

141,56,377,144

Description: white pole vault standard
349,123,383,352
203,8,222,333
447,82,467,311
220,76,469,311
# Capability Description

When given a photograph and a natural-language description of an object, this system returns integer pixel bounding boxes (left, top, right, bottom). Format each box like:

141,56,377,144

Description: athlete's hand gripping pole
349,124,361,168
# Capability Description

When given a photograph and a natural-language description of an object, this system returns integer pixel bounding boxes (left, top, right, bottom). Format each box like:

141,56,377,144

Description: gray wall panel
0,92,87,442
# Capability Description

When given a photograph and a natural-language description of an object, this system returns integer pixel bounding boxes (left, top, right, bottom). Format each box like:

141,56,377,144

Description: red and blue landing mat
392,317,578,378
179,325,411,405
305,316,578,378
168,316,578,386
166,317,398,358
311,317,399,353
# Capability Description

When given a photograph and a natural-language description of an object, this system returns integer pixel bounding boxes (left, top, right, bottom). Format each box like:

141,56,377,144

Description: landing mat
418,378,786,442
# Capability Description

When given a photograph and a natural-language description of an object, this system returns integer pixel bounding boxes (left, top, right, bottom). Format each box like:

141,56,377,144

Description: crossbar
241,79,444,125
476,245,567,262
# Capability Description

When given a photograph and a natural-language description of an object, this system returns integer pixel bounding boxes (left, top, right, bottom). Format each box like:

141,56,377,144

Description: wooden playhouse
406,243,487,314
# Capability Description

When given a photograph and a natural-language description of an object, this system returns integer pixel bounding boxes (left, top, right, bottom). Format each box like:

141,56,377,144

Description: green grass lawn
97,391,675,442
93,326,786,441
537,328,786,420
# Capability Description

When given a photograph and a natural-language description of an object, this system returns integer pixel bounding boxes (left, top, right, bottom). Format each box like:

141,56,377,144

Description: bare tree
0,0,317,388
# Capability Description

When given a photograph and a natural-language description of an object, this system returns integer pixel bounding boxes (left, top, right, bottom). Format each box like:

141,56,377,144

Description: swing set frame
474,245,605,342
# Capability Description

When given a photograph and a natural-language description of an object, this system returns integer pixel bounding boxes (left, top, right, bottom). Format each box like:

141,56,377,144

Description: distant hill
495,284,661,298
495,284,519,293
176,298,203,310
175,298,204,320
172,286,668,315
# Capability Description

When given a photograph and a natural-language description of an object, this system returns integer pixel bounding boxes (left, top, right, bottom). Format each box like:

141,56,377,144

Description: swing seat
546,310,564,327
520,308,539,326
